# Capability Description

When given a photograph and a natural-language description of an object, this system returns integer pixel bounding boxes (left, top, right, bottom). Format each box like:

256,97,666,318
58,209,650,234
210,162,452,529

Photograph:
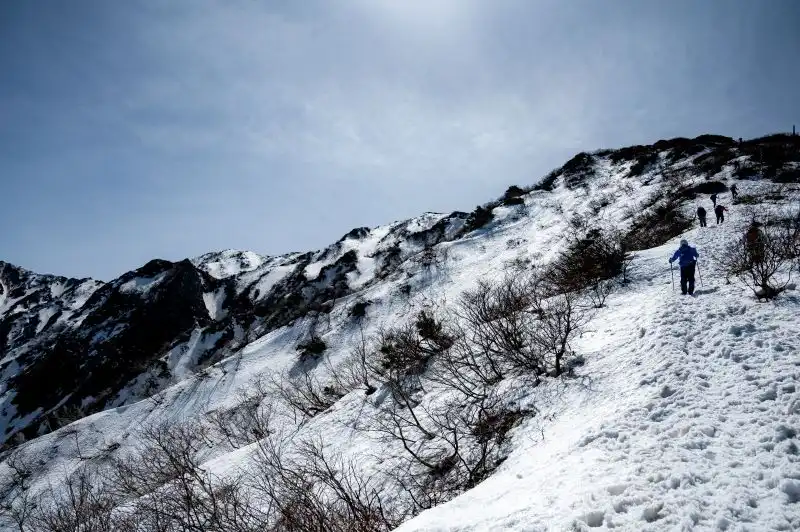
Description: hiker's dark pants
698,216,707,227
716,213,724,224
680,263,696,295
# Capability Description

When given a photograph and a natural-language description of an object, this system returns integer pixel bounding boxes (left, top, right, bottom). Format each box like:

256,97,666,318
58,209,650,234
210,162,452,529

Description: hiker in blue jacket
669,239,699,295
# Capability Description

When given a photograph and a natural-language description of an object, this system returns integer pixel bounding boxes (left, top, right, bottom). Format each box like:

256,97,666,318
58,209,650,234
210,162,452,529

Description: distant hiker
714,204,728,224
696,206,707,227
669,239,699,295
710,193,718,207
730,183,739,200
745,221,765,265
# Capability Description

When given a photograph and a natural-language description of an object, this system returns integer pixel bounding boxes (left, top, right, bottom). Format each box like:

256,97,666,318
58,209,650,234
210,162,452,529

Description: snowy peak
193,250,270,279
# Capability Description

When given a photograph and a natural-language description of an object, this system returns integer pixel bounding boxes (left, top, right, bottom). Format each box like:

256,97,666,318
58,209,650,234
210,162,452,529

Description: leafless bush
623,196,693,251
445,272,590,380
31,464,117,532
105,422,264,532
368,311,453,391
269,370,341,423
716,211,798,299
374,390,531,510
0,450,37,531
527,283,590,375
206,376,275,449
296,335,327,363
252,436,403,531
545,228,631,308
415,245,451,277
450,276,537,381
326,325,377,396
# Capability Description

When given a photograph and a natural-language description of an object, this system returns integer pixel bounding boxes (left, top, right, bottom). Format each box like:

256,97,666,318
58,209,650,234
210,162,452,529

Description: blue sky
1,0,798,280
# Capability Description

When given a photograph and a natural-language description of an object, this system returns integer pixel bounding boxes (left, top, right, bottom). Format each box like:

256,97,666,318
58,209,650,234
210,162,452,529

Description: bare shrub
252,436,402,531
623,193,693,251
105,422,263,532
527,282,590,375
0,450,37,531
716,211,798,299
374,390,531,510
452,272,590,379
546,229,632,307
368,312,453,389
206,376,275,449
326,324,376,396
31,464,116,532
453,276,538,378
270,370,341,422
296,335,327,362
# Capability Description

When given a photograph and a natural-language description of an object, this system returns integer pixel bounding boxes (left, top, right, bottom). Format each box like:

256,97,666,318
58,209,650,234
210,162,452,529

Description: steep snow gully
2,134,800,531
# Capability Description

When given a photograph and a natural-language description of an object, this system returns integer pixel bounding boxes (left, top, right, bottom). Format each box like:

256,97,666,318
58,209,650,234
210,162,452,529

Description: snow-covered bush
270,370,342,421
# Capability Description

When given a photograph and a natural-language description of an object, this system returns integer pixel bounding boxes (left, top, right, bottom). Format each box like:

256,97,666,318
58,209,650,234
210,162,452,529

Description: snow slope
398,222,800,531
2,134,799,531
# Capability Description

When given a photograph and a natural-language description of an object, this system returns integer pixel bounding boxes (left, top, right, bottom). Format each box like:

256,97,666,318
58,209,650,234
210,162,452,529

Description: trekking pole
670,264,675,292
697,261,704,288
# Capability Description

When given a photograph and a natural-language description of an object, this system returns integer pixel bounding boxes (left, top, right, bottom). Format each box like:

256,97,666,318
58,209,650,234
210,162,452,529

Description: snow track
399,232,800,531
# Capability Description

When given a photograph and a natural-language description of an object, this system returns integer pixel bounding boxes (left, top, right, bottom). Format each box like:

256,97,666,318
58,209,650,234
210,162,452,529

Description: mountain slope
398,229,800,531
1,132,799,531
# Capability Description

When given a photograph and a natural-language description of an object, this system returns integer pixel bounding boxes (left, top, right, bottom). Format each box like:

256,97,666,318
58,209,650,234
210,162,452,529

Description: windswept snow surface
118,273,167,293
3,153,800,531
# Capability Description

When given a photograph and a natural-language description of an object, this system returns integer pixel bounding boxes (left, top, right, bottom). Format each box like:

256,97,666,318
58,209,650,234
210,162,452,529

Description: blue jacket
670,244,698,267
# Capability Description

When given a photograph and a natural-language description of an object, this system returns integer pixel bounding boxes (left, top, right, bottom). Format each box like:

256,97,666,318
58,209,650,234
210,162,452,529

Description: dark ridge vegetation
623,198,694,251
675,180,728,199
462,205,494,233
297,335,327,361
560,152,597,188
500,185,527,206
692,148,736,177
338,227,371,242
533,169,560,191
693,134,735,145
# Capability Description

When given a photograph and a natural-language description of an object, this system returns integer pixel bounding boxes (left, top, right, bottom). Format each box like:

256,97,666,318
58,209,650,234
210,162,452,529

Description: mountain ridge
2,132,798,446
0,131,799,531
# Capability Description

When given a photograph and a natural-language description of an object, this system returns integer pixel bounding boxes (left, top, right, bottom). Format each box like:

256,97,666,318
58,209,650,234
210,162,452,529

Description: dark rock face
3,259,216,443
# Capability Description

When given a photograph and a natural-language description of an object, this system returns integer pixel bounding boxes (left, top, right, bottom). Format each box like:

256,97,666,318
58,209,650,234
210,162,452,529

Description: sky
1,0,799,280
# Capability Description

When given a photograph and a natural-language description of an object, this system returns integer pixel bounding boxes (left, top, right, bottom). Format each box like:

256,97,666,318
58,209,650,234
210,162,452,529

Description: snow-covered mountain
1,133,799,531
